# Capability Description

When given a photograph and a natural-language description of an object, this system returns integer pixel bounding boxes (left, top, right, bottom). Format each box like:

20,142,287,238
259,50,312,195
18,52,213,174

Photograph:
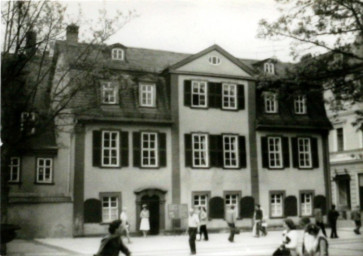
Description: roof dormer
110,43,127,61
264,62,275,75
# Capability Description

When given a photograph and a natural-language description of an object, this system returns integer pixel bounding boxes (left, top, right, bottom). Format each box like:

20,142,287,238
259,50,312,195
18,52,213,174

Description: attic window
209,56,221,65
264,63,275,75
112,48,124,60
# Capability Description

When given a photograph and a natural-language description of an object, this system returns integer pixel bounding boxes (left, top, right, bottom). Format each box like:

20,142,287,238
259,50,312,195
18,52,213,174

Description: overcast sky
64,0,294,62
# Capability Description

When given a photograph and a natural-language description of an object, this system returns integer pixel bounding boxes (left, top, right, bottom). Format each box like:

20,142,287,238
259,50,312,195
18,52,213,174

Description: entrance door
359,174,363,210
141,195,160,235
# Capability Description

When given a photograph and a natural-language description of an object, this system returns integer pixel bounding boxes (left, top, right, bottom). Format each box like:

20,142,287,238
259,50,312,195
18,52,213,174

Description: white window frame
102,82,117,104
111,48,124,60
36,158,53,183
191,81,207,108
336,127,344,152
223,135,239,168
268,137,283,169
208,56,221,65
270,192,283,218
225,193,239,217
298,137,312,168
101,131,120,167
8,157,20,183
300,192,313,217
294,95,307,114
222,83,237,110
264,63,275,75
264,93,278,113
102,196,119,223
139,83,156,107
193,193,208,210
141,132,158,168
192,134,209,168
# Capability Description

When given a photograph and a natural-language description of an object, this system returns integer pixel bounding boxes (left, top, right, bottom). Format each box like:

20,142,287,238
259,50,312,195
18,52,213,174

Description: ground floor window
225,192,240,217
270,191,284,218
100,192,121,223
192,192,210,213
300,191,313,216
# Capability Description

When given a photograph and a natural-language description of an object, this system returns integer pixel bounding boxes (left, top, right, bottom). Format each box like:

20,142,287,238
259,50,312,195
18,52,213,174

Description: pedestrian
351,205,361,235
302,223,329,256
120,207,131,243
198,206,209,241
272,218,298,256
253,204,263,237
260,219,268,236
94,220,131,256
188,207,200,255
327,204,339,238
314,208,327,237
225,205,237,242
140,204,150,237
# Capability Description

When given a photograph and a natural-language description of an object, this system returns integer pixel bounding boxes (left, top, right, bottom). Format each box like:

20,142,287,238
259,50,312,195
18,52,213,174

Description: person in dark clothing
328,204,339,238
351,206,361,235
254,204,263,237
94,220,131,256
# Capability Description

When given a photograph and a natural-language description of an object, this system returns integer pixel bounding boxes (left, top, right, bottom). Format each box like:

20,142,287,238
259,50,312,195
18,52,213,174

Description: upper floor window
8,157,20,183
223,135,239,168
102,131,120,167
141,132,158,168
111,48,124,60
298,138,312,168
209,56,221,65
294,95,307,114
337,128,344,152
191,81,207,108
20,112,37,134
36,158,53,184
139,83,156,107
270,192,284,218
268,137,283,169
192,134,209,168
102,82,117,104
264,63,275,75
101,195,119,223
300,192,313,216
264,93,278,113
222,83,237,110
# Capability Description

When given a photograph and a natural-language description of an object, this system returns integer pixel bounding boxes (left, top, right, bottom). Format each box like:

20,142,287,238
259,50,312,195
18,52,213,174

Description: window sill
34,182,55,185
269,216,284,219
139,105,157,108
8,182,22,185
297,167,314,170
267,167,285,171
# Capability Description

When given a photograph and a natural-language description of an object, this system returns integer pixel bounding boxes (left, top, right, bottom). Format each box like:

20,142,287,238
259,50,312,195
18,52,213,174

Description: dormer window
264,93,278,113
102,82,117,104
294,95,307,114
139,83,156,107
209,56,221,65
20,112,37,134
264,63,275,75
112,48,124,60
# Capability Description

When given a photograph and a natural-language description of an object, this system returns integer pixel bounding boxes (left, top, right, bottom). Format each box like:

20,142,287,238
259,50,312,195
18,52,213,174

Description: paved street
7,228,363,256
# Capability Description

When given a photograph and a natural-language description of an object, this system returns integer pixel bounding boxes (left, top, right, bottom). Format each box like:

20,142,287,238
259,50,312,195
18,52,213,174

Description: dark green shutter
133,132,141,167
159,133,167,167
239,136,247,168
291,137,299,168
210,135,223,168
208,82,222,108
93,131,101,167
284,196,298,217
184,80,191,106
282,137,290,168
237,84,245,110
261,137,268,168
121,131,128,167
240,196,255,218
209,197,225,219
84,199,102,223
185,134,192,167
311,138,319,168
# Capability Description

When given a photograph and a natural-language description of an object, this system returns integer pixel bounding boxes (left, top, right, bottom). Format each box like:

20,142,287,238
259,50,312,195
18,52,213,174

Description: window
209,56,221,65
192,134,209,167
102,82,117,104
270,192,284,217
20,112,37,134
300,192,313,216
193,193,208,210
8,157,20,183
102,131,120,167
294,95,307,114
264,63,275,75
337,128,344,152
102,196,119,222
141,132,158,168
36,158,53,183
191,81,207,108
139,83,156,107
222,84,237,110
223,135,239,168
264,93,278,113
268,137,283,168
225,193,239,217
111,48,124,60
298,138,312,168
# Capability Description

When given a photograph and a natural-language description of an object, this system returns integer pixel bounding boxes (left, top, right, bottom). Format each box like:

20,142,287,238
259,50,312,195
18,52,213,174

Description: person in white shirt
120,207,131,243
198,207,208,241
188,207,200,255
273,218,298,256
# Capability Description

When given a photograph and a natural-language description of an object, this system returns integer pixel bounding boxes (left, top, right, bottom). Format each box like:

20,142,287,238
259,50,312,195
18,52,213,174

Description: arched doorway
134,188,167,235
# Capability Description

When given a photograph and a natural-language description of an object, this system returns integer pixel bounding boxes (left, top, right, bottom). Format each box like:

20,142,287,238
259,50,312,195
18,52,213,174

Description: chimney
66,24,79,43
25,30,37,55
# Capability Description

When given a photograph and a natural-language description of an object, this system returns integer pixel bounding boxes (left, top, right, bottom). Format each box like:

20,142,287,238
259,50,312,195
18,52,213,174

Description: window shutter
208,82,222,108
240,196,255,218
284,196,297,217
133,132,141,167
237,84,245,110
239,136,247,168
84,199,102,223
184,80,191,106
93,131,101,167
311,138,319,168
282,137,290,168
159,133,167,167
208,197,225,219
313,195,327,215
185,134,192,167
291,137,299,168
261,137,268,168
209,135,223,168
121,131,128,167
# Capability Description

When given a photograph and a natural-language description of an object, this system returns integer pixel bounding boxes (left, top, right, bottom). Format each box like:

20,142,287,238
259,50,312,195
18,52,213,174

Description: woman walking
273,218,298,256
140,204,150,237
302,223,329,256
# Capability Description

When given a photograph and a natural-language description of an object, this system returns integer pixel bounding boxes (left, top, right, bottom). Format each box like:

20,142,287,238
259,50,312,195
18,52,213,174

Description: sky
64,0,294,61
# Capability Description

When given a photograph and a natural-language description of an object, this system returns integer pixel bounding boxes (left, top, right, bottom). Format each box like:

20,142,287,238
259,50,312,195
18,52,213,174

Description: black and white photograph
1,0,362,255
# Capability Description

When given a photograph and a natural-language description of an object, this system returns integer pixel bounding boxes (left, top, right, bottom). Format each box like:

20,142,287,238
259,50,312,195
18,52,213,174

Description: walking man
199,206,209,241
328,204,339,238
226,205,237,242
314,208,327,237
188,207,200,255
254,204,263,237
120,207,131,243
351,206,361,235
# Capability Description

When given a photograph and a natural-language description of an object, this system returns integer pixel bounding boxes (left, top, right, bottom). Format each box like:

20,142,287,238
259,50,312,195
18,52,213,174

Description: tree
258,0,363,107
1,0,135,224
